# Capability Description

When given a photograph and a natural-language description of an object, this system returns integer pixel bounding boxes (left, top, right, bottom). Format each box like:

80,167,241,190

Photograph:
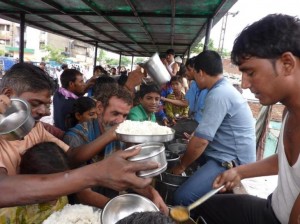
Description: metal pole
94,42,98,67
131,55,134,71
203,17,213,51
118,52,122,69
19,13,25,63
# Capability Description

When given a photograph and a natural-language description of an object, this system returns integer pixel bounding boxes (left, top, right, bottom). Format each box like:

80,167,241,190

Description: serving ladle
170,185,225,222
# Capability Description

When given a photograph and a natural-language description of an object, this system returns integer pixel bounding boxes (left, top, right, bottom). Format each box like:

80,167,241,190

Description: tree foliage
42,45,66,63
191,39,231,58
191,39,217,54
97,49,107,63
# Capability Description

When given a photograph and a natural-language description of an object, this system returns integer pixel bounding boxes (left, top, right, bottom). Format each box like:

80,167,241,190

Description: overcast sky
210,0,300,52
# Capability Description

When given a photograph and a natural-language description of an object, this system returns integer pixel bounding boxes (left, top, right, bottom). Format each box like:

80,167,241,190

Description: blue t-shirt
185,81,208,123
194,78,256,165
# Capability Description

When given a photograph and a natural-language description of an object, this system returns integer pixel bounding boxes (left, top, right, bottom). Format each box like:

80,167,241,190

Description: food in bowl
170,206,190,222
117,120,173,135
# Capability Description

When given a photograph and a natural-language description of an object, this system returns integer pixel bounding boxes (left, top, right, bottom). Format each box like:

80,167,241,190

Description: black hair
116,212,175,224
20,142,70,174
61,64,68,70
65,96,96,129
231,14,300,65
170,75,183,84
93,76,118,97
94,65,108,75
139,83,161,98
94,84,133,108
0,62,56,95
185,57,196,68
60,69,83,89
194,50,223,76
166,49,175,55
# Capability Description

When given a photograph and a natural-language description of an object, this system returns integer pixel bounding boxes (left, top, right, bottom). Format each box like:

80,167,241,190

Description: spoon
170,185,225,222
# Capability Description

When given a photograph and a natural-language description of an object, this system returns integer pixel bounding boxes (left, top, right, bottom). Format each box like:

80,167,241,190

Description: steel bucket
154,171,189,206
140,53,171,85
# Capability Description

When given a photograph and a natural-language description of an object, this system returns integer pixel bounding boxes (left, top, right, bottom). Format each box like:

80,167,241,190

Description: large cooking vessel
167,142,187,155
154,172,189,206
139,53,171,85
165,150,180,169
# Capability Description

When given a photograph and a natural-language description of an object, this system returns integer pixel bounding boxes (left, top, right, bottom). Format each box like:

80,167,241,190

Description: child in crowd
127,83,161,122
0,142,70,224
165,76,189,125
64,96,97,130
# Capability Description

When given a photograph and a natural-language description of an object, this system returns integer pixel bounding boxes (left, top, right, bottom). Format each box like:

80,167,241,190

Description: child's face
171,81,183,93
76,107,97,123
140,92,160,113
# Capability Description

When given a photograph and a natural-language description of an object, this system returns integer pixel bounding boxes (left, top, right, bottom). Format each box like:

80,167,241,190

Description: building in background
0,18,95,66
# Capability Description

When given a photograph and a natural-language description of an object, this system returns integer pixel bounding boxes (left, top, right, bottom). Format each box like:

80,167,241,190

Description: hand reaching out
94,147,160,191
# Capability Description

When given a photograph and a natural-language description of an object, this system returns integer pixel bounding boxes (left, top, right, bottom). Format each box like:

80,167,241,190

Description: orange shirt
0,122,69,175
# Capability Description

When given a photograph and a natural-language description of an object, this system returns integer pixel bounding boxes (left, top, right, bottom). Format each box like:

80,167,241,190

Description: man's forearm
237,154,278,179
162,97,188,107
67,131,113,167
0,166,95,207
180,137,208,169
75,188,110,208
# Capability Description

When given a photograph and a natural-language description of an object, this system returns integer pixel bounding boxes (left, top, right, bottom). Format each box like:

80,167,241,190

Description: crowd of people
0,13,299,224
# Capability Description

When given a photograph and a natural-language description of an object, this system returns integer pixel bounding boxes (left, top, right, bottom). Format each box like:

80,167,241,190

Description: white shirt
272,115,300,223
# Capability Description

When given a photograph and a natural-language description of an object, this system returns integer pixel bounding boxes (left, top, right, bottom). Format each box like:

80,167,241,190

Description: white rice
117,120,173,135
43,204,102,224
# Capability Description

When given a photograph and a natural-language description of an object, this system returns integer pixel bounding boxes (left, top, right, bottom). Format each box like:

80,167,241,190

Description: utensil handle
188,185,224,211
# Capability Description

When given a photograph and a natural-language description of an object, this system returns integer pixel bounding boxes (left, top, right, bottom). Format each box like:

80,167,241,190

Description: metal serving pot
167,142,187,155
140,52,171,85
165,150,180,169
125,142,167,178
154,171,189,206
0,98,35,141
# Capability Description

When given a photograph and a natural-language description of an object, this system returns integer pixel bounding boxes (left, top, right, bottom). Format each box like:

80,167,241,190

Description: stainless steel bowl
125,142,167,178
0,98,35,140
117,129,175,143
101,194,159,224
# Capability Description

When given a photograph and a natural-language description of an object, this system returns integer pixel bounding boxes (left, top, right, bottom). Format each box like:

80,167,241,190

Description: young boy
165,76,189,125
128,84,161,122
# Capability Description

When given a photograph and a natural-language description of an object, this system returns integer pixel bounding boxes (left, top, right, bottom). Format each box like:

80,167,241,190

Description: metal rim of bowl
125,142,165,161
116,129,175,143
165,151,180,162
137,162,168,178
0,98,32,134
